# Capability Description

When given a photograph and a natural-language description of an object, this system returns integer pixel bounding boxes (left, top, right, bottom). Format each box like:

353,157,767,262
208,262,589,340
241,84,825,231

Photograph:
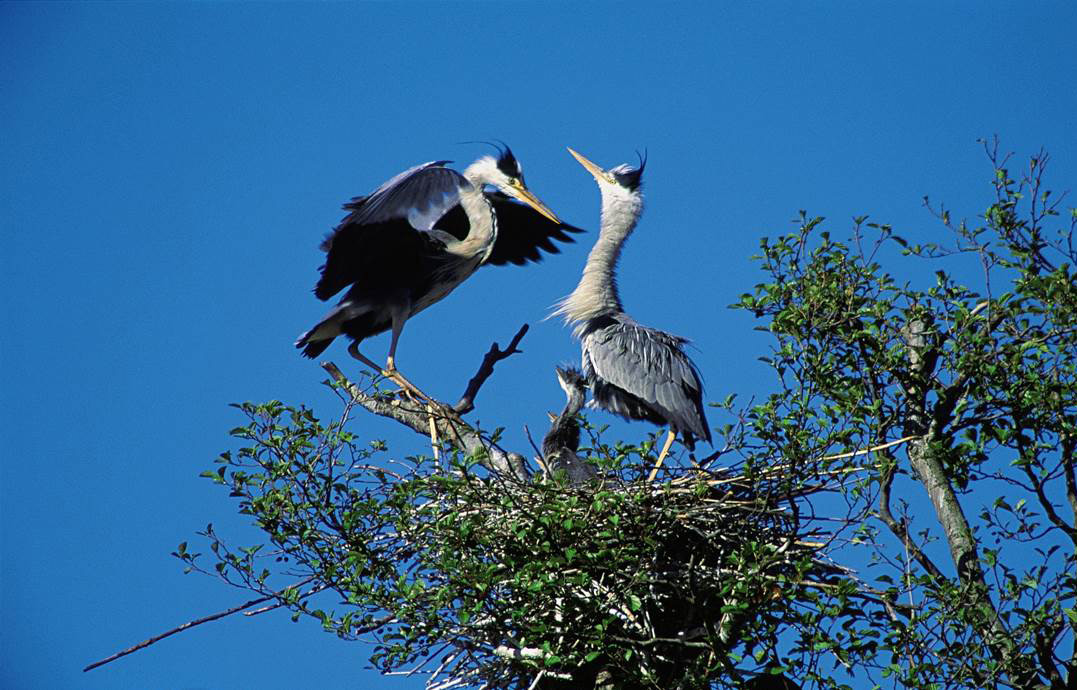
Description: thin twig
243,583,328,617
454,324,529,414
818,435,917,461
83,578,313,672
523,424,549,476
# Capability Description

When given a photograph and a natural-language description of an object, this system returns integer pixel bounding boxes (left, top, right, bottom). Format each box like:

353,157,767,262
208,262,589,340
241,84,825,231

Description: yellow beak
567,147,606,181
510,181,561,224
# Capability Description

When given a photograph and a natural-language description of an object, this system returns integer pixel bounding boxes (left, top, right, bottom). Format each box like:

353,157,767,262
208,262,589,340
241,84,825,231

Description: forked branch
322,329,532,481
455,323,529,414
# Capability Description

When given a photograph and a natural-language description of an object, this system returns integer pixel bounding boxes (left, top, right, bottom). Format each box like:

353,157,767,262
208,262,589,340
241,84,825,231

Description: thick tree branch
455,323,530,414
901,319,984,584
322,362,530,481
902,318,1042,688
875,453,945,581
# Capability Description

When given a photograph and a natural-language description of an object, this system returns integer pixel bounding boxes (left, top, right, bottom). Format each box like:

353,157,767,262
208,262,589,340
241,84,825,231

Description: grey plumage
341,160,466,230
554,149,710,450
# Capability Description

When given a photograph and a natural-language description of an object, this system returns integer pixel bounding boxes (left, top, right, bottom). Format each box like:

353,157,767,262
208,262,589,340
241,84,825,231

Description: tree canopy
151,142,1076,689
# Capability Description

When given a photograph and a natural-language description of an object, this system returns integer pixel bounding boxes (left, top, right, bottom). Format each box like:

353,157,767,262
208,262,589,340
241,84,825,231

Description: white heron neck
440,164,497,260
554,186,642,332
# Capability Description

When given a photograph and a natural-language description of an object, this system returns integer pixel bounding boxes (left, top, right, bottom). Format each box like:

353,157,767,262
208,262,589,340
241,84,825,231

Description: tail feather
297,335,333,359
296,300,384,360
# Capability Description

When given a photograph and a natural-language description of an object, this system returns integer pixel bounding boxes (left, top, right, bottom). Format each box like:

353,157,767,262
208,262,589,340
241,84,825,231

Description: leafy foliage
180,393,858,689
735,139,1077,689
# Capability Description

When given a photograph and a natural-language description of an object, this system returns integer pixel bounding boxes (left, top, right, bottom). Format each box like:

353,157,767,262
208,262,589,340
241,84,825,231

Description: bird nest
391,462,829,690
310,355,837,689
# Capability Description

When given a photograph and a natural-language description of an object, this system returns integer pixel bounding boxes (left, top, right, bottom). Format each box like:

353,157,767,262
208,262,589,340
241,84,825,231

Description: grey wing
345,161,471,230
585,320,710,441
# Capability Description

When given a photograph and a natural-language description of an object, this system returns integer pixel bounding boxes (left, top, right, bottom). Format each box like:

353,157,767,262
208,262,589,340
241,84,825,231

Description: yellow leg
349,343,447,463
647,430,676,482
347,342,436,404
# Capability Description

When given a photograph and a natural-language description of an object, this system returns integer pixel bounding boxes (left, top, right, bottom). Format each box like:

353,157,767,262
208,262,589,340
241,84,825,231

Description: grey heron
296,145,581,395
553,148,710,478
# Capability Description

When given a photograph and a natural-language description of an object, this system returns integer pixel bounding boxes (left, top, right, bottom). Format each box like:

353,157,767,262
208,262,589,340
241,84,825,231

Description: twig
523,424,549,476
427,404,441,465
83,578,313,672
243,582,328,617
454,324,529,414
818,435,917,461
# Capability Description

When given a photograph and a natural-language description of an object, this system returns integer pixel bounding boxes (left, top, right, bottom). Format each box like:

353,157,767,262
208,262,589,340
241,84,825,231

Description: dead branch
454,323,530,414
83,578,313,672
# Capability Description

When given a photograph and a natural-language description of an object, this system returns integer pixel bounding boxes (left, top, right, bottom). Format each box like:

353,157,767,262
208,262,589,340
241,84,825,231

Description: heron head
493,142,522,180
555,365,586,393
554,366,588,412
567,148,646,192
468,142,561,223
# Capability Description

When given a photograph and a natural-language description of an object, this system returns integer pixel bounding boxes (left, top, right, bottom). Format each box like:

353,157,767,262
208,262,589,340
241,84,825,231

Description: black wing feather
483,191,584,266
313,161,465,300
314,218,432,301
432,203,470,242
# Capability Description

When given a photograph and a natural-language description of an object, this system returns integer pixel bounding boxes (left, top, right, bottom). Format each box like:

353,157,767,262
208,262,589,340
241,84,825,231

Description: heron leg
347,342,388,376
385,367,435,405
385,307,406,374
647,430,677,482
346,342,429,402
379,308,439,403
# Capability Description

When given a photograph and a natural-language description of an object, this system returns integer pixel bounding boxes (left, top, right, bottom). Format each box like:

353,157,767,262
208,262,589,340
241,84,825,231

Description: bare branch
84,578,313,672
875,454,945,581
322,362,530,481
454,323,530,414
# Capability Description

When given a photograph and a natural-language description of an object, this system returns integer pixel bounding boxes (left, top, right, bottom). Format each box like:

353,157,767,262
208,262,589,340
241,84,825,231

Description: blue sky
3,3,1075,688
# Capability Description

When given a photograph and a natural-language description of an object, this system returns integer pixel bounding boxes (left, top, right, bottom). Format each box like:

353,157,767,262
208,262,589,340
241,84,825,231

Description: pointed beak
567,147,606,181
509,182,561,223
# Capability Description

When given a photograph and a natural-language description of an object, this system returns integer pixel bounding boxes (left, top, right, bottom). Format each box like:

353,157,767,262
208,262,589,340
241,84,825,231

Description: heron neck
555,189,642,330
445,178,496,260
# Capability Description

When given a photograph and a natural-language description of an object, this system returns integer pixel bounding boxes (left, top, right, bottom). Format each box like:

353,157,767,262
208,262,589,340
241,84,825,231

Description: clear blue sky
3,3,1075,688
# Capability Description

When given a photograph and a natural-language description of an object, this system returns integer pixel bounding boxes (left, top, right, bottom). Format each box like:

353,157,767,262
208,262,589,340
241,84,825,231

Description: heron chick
541,366,597,485
553,148,710,478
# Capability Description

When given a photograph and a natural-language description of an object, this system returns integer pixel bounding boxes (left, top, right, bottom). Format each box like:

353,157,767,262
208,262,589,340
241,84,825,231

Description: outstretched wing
583,316,710,444
314,219,443,301
313,161,465,300
483,191,584,266
340,161,469,230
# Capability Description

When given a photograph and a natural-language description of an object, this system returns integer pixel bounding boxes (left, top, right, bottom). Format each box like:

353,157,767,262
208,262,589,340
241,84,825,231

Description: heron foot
381,365,435,405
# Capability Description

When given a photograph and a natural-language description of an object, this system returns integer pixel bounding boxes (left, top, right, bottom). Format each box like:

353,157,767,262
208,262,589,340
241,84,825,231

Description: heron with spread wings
297,144,581,396
553,148,710,478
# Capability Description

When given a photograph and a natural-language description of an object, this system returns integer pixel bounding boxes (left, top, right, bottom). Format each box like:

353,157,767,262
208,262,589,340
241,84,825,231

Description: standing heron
296,145,581,395
553,148,710,478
